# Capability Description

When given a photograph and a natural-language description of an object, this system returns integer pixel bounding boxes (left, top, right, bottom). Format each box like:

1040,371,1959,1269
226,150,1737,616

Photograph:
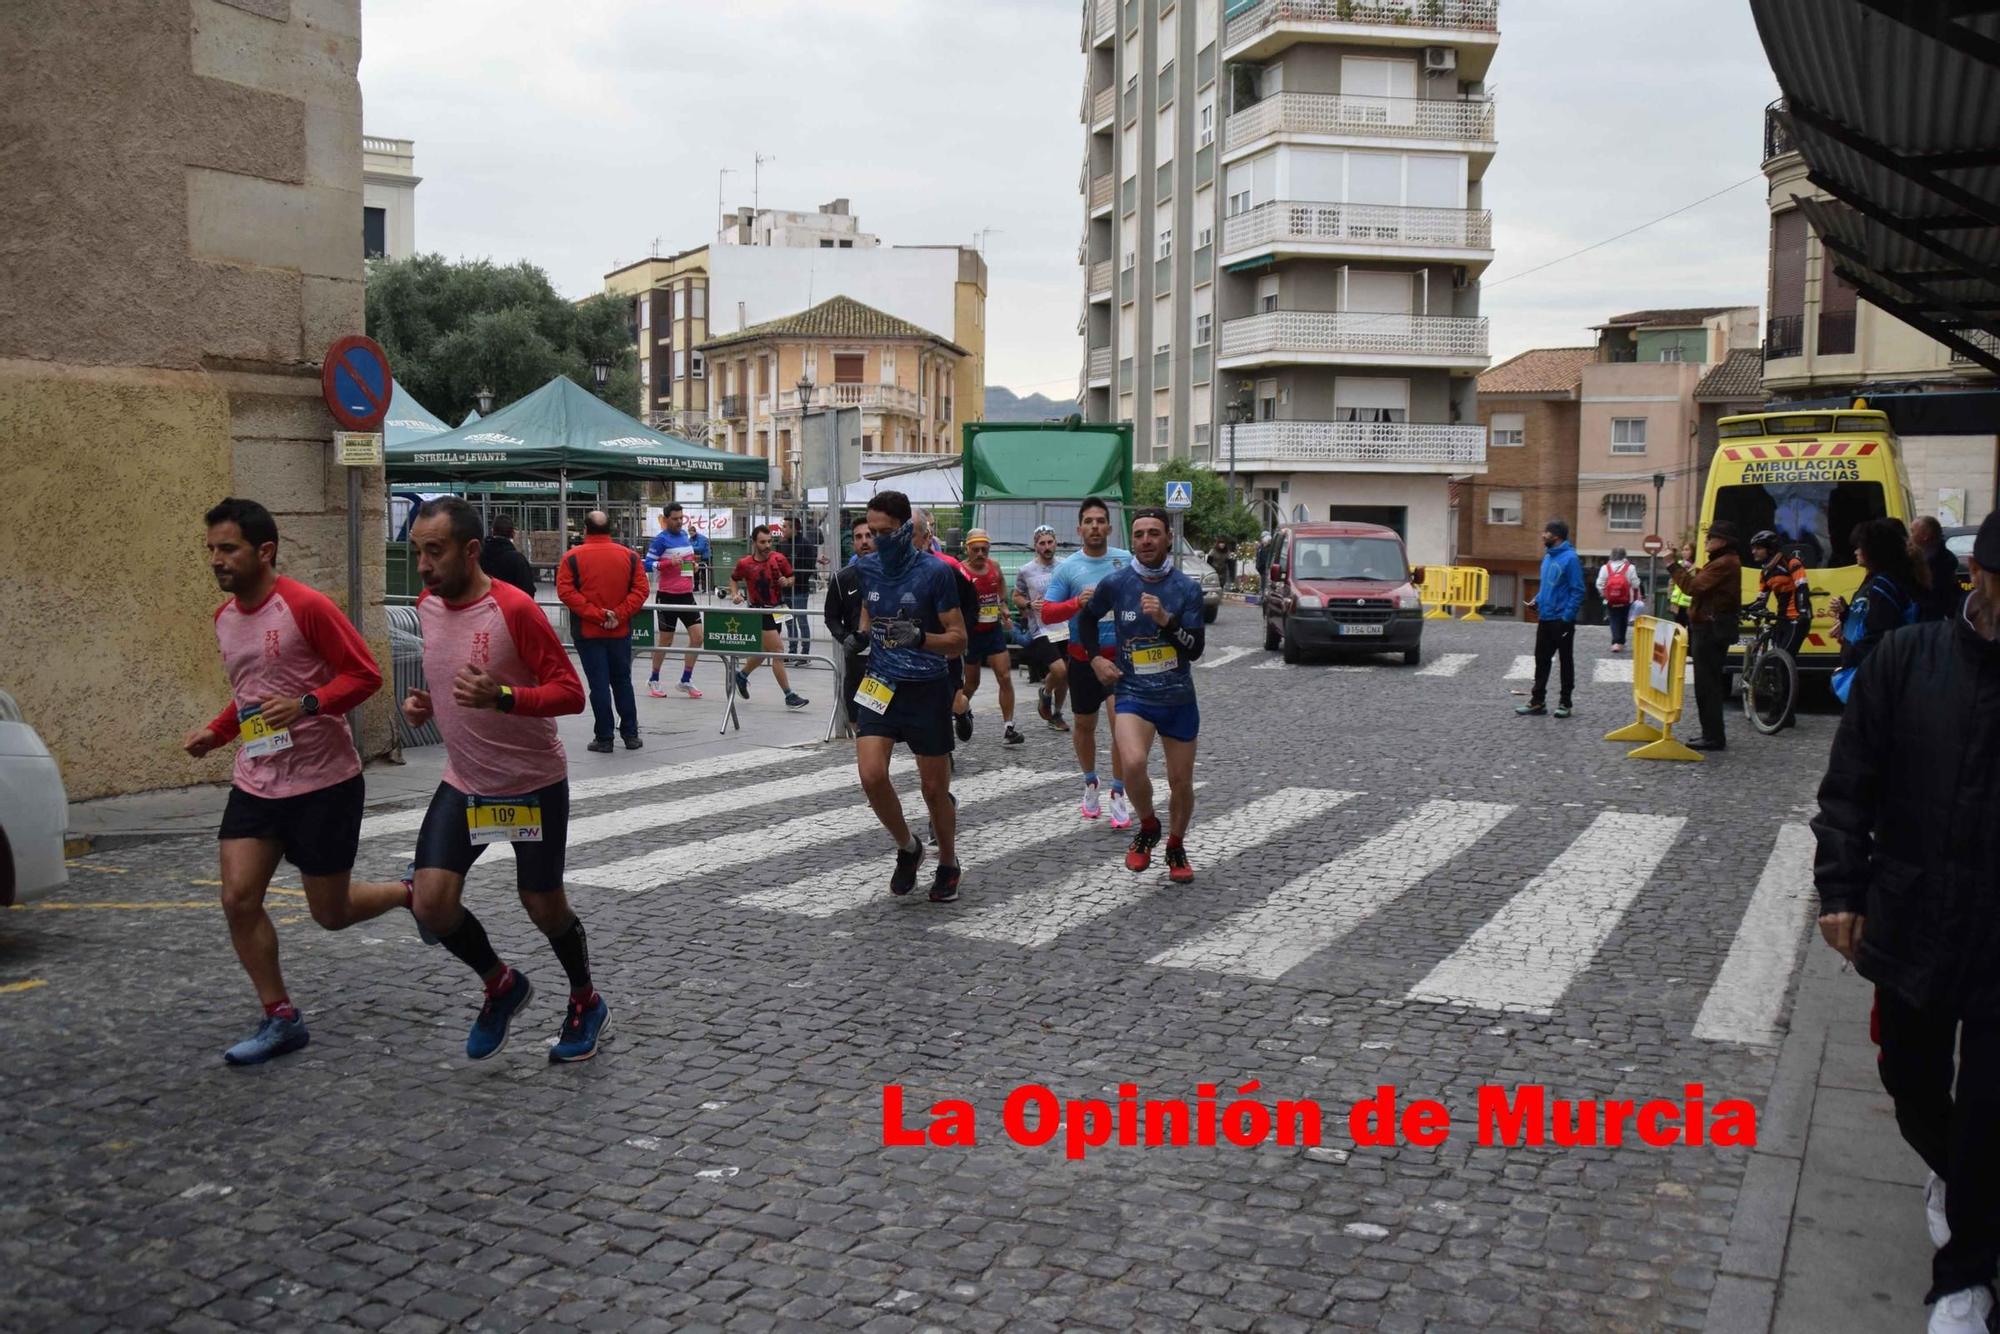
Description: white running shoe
1927,1285,1993,1334
1080,781,1101,820
1927,1172,1951,1248
647,680,668,698
1107,789,1133,830
676,681,704,699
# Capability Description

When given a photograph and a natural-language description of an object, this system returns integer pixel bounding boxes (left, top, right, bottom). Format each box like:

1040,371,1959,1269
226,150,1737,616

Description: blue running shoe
549,993,609,1063
466,969,533,1061
734,670,751,698
223,1012,309,1066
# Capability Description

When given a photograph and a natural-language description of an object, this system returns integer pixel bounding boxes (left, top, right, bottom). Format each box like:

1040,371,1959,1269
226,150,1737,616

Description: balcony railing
779,384,923,416
1765,314,1804,360
1817,309,1856,356
1092,0,1115,41
1089,174,1114,212
1223,200,1494,256
1225,0,1499,49
1950,329,2000,364
718,394,747,419
1225,91,1495,152
1088,259,1113,296
1088,346,1112,381
1223,420,1489,469
1762,99,1794,164
1220,310,1490,361
1092,86,1114,124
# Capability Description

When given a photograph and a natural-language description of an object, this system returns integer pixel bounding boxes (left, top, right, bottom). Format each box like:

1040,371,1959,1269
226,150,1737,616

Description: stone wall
0,0,384,800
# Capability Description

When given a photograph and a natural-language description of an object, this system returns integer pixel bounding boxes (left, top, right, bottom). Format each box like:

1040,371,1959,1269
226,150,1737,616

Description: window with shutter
834,353,865,384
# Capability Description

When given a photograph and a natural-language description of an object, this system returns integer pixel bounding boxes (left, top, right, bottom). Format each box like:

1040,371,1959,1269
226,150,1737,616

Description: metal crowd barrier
383,597,846,743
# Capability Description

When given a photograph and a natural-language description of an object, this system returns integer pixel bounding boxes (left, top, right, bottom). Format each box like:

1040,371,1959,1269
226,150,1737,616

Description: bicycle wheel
1743,642,1797,735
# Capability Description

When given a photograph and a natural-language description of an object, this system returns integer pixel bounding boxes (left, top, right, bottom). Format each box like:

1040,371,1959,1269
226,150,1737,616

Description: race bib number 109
467,796,544,845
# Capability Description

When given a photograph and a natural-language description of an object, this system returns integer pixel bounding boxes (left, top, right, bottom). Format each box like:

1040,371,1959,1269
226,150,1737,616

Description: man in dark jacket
1812,509,2000,1332
785,518,820,662
1913,515,1966,622
1668,520,1745,751
823,515,874,733
479,515,538,596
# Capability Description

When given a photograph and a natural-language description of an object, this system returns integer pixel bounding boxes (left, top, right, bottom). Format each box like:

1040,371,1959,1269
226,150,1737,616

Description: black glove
841,633,867,655
879,620,925,650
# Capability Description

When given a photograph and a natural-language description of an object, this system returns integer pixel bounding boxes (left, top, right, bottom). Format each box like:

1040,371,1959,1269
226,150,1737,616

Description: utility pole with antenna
974,227,1002,254
754,152,774,214
716,166,736,239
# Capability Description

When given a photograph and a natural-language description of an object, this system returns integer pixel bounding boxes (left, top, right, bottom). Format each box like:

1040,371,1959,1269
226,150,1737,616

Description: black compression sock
438,909,501,978
548,915,592,996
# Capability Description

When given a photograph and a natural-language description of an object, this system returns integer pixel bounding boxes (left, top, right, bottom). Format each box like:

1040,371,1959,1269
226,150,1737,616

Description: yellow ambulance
1700,405,1914,672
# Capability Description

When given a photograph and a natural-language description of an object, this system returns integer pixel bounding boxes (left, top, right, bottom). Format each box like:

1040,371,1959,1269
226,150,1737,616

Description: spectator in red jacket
555,511,650,752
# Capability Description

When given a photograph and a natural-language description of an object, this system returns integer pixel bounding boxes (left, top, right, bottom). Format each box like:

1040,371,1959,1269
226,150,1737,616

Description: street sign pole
322,336,392,757
1642,532,1665,611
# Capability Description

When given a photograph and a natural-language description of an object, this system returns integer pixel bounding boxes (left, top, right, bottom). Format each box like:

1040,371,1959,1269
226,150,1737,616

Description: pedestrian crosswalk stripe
1408,811,1685,1014
737,781,1214,919
357,746,807,839
568,766,1062,890
934,788,1358,949
1505,654,1535,680
1199,646,1259,671
478,757,917,865
1591,657,1692,685
1152,799,1514,979
1692,824,1816,1046
1251,658,1289,670
1414,653,1477,678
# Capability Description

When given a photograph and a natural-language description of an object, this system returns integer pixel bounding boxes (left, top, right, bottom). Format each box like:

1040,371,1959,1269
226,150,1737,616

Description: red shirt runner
417,580,585,797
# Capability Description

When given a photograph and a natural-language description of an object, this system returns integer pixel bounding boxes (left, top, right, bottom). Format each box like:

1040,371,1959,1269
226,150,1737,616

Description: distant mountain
983,386,1076,422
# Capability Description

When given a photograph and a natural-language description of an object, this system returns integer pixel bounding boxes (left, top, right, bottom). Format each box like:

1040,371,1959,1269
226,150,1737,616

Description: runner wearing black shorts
852,491,970,903
352,498,607,1064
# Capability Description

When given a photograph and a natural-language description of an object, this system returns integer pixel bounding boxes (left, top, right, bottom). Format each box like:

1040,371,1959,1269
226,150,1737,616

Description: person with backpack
1750,529,1812,730
1595,547,1638,653
1828,517,1926,705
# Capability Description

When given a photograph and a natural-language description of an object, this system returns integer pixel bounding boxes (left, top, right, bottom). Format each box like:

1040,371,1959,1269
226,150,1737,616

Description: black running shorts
1066,653,1118,717
854,674,955,757
1024,636,1065,679
218,774,365,877
655,590,700,629
415,779,571,893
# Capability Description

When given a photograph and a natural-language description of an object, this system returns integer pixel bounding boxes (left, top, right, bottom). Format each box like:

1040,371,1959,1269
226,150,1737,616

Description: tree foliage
1132,459,1260,547
364,254,639,422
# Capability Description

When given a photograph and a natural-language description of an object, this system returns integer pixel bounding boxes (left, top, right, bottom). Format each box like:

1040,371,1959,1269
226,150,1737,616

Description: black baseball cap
1975,509,2000,570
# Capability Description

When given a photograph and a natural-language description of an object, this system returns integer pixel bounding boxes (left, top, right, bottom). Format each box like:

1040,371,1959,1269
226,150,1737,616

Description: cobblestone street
2,613,1835,1333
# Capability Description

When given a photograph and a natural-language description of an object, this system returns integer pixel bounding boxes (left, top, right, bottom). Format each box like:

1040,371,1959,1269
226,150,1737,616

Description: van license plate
1338,623,1384,636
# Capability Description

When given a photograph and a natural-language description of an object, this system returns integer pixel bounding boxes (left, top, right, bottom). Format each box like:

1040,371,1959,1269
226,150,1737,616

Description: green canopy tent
383,380,453,448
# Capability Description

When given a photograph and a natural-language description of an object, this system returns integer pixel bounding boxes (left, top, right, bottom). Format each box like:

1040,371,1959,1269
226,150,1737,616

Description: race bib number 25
237,705,293,760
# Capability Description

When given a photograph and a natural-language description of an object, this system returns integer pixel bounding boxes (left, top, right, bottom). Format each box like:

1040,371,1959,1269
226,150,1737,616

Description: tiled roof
1694,347,1767,401
1596,306,1748,328
1477,346,1595,395
698,295,967,354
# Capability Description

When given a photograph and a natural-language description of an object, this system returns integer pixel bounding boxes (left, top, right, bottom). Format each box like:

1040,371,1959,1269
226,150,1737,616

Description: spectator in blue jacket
1519,518,1585,718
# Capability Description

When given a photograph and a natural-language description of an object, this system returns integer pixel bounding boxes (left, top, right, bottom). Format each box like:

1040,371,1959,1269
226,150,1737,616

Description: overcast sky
360,0,1780,397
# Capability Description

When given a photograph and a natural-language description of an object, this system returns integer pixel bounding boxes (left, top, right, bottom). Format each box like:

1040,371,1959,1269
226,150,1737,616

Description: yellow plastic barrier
1603,615,1700,762
1419,566,1489,620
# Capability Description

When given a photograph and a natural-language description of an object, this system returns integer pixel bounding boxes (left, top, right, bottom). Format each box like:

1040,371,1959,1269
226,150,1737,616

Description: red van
1261,522,1425,665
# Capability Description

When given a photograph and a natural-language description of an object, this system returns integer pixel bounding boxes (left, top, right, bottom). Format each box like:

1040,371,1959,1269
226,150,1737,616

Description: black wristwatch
300,693,321,717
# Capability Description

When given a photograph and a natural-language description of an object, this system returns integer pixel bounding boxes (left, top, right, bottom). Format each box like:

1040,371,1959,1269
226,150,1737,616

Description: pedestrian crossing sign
1164,481,1193,511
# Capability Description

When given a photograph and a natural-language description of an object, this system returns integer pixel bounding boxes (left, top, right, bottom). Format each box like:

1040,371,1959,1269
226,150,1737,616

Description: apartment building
697,296,966,493
719,198,879,249
1762,101,1997,523
1077,0,1497,564
1462,346,1589,614
362,134,419,260
602,247,711,439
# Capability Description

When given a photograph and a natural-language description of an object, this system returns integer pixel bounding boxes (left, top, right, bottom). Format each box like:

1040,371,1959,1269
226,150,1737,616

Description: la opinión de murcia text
882,1082,1757,1161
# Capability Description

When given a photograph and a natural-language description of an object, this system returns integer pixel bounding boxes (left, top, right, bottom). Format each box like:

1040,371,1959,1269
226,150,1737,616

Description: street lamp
793,375,815,503
475,385,495,415
1224,391,1253,505
590,357,610,390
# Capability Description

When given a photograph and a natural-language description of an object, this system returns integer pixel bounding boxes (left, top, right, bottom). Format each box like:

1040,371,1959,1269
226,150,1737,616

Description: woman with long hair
1828,517,1926,700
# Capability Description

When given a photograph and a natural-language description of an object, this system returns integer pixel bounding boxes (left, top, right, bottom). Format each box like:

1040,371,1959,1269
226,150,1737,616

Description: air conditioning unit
1424,46,1457,73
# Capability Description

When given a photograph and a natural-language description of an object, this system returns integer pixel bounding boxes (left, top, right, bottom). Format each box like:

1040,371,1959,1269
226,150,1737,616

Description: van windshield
975,500,1128,548
1291,536,1406,581
1710,480,1888,568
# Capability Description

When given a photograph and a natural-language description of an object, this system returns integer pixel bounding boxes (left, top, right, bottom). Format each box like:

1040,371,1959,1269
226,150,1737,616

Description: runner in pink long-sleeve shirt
181,498,401,1067
353,497,608,1064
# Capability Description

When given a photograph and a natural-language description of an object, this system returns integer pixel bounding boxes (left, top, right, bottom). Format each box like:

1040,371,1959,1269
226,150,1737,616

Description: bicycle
1740,606,1798,736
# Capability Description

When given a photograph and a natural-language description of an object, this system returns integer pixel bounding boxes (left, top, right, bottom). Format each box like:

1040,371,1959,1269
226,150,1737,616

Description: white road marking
1592,657,1693,685
478,757,916,865
1505,654,1535,680
1414,653,1477,678
736,782,1210,918
1153,799,1513,979
936,788,1358,949
1692,824,1817,1045
569,767,1061,890
1408,811,1686,1014
358,747,806,839
1198,646,1259,671
1252,658,1290,670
